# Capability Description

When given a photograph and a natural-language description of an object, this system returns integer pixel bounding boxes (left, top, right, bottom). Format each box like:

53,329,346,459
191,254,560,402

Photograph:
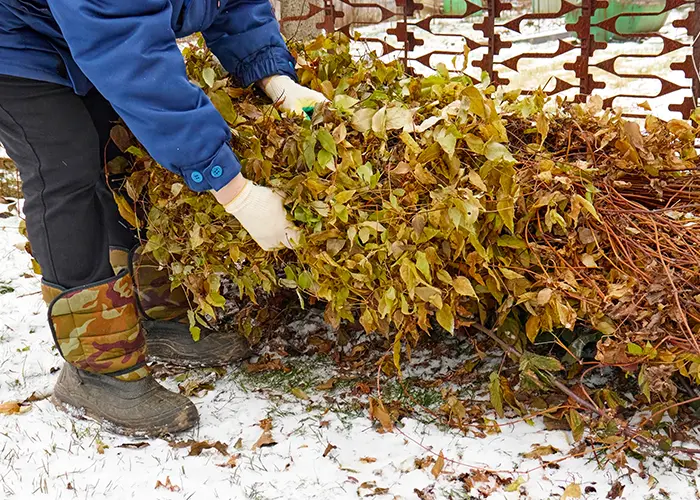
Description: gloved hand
260,75,328,115
219,178,300,251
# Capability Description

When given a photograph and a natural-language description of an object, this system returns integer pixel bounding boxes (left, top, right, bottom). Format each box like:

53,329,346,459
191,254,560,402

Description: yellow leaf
501,268,524,280
436,305,455,334
431,451,445,478
291,387,310,400
464,86,486,119
497,199,515,233
453,276,477,298
393,332,402,370
537,288,553,306
468,170,488,191
581,254,597,268
573,194,600,222
526,316,540,343
561,483,582,499
113,194,140,229
505,476,526,492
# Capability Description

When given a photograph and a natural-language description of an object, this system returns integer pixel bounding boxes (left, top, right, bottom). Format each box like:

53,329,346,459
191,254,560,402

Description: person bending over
0,0,326,435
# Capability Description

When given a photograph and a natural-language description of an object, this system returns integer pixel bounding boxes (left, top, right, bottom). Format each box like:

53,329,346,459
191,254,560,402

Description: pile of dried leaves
115,34,700,411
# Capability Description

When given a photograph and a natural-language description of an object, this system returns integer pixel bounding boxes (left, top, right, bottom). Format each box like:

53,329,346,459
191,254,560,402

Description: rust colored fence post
693,0,700,105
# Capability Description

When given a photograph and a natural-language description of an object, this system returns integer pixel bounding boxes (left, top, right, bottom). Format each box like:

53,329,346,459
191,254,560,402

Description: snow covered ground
2,204,700,499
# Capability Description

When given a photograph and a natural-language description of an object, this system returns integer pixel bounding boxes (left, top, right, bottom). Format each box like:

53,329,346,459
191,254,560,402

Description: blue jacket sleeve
46,0,241,192
203,0,297,87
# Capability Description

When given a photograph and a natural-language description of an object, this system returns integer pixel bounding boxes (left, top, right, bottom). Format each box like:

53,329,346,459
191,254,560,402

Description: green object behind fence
562,0,670,42
442,0,483,16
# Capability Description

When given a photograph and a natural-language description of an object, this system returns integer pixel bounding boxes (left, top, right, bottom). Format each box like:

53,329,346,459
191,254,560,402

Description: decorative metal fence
278,0,700,119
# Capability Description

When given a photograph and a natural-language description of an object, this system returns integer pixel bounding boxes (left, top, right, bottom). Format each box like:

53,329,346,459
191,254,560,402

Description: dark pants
0,75,136,289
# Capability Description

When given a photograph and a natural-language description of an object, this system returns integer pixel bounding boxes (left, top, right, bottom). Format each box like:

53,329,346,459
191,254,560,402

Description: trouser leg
0,76,113,288
80,88,139,251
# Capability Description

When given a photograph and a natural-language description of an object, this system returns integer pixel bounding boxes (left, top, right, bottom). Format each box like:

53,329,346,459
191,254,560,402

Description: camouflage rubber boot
111,246,252,368
43,271,198,436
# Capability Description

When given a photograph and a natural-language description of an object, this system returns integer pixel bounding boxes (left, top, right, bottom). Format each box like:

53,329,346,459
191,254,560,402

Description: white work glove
261,75,328,114
222,180,300,251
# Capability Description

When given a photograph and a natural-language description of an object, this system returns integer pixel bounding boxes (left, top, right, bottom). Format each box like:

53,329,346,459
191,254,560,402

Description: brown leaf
169,439,228,456
234,438,243,449
23,392,49,403
323,443,337,457
606,480,624,499
414,486,437,500
0,402,22,415
259,418,273,431
315,379,336,390
155,476,180,492
522,444,559,459
431,451,445,478
109,125,131,152
217,454,241,468
360,457,377,463
369,397,393,432
252,430,277,450
118,442,150,450
319,420,330,428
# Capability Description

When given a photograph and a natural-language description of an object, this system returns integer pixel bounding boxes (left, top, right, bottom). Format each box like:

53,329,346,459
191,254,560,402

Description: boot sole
51,395,190,438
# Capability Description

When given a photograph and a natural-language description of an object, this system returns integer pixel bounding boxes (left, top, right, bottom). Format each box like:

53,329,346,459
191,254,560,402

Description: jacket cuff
181,143,241,192
237,46,298,88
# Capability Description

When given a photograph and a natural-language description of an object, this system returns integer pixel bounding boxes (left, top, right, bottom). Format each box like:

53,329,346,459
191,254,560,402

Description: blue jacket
0,0,296,191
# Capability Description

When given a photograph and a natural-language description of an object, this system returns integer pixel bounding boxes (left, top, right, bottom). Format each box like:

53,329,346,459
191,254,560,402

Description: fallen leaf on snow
315,379,335,390
23,392,49,403
415,456,435,469
359,457,377,463
562,482,582,499
118,442,150,450
217,454,241,468
155,476,180,492
0,401,22,415
414,485,437,500
252,430,277,450
323,443,337,457
504,476,526,492
169,439,228,456
431,451,445,478
291,387,310,400
522,444,559,459
607,480,624,499
369,397,393,432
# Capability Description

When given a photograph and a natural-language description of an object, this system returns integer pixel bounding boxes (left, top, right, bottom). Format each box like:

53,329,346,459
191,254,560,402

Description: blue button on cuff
191,171,204,183
211,165,223,178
